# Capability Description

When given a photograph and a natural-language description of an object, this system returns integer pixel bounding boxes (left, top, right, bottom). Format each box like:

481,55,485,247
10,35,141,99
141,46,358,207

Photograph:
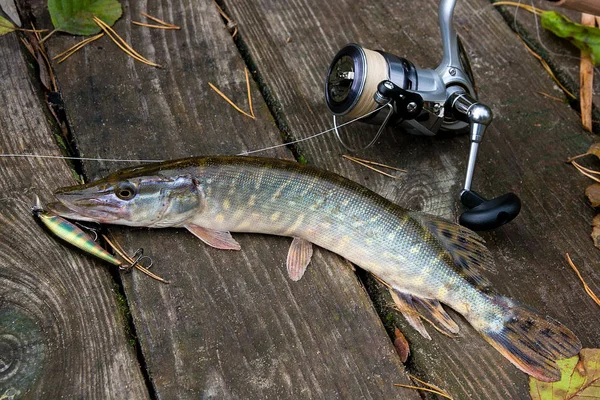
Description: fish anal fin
390,289,431,340
286,237,313,281
185,224,241,250
412,297,460,335
410,212,495,289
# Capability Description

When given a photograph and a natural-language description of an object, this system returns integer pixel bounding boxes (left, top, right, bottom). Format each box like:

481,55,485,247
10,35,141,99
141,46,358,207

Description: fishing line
0,104,388,163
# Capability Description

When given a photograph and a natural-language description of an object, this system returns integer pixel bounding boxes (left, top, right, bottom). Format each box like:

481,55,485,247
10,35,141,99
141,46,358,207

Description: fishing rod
324,0,521,231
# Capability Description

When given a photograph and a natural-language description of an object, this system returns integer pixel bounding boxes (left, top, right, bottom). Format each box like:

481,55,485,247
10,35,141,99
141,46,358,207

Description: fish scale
49,155,581,382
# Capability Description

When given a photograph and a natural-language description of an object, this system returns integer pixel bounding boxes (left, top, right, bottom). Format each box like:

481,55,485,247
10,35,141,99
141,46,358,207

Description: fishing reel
324,0,520,231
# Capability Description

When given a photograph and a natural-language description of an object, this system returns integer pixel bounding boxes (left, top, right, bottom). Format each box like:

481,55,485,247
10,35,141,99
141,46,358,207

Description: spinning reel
324,0,521,231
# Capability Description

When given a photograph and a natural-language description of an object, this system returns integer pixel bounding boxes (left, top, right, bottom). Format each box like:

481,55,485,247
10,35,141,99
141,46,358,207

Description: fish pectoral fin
184,224,241,250
389,289,431,340
286,237,313,281
413,297,460,335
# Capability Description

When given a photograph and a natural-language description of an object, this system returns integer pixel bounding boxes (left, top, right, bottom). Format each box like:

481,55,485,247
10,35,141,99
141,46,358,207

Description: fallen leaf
541,11,600,65
393,327,410,363
592,215,600,249
48,0,122,35
530,348,600,399
585,184,600,207
0,15,14,36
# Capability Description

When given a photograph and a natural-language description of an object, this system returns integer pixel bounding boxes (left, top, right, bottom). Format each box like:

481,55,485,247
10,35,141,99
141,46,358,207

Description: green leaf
529,348,600,399
541,11,600,66
0,15,15,36
48,0,122,36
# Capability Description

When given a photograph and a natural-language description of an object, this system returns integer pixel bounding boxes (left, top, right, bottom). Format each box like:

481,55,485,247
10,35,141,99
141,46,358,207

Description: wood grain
495,0,600,128
25,0,419,398
0,32,147,398
222,0,600,398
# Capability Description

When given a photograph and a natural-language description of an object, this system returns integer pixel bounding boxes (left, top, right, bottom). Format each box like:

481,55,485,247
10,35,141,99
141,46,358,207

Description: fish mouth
50,189,123,223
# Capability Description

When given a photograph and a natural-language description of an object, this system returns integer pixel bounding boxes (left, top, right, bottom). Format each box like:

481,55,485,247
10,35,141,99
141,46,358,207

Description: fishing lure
32,196,123,266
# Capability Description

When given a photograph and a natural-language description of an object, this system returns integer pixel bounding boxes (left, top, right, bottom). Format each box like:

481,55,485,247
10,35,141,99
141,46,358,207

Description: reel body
324,0,521,231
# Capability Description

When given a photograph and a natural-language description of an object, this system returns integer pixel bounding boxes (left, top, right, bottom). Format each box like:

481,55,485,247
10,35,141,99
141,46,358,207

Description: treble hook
120,248,154,272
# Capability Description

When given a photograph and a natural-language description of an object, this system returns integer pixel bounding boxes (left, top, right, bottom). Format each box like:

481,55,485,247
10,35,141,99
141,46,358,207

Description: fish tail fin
475,295,581,382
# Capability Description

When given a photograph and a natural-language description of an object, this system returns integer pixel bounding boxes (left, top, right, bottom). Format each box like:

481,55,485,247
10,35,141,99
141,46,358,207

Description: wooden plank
25,0,419,398
495,0,600,125
0,32,147,398
222,0,600,398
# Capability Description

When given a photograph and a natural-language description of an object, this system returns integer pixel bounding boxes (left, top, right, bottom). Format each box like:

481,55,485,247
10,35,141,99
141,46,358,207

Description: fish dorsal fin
389,289,431,340
409,212,495,289
286,237,313,281
185,224,241,250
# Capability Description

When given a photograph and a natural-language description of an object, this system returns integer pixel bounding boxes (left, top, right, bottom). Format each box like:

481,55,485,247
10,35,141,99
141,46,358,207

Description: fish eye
115,182,137,200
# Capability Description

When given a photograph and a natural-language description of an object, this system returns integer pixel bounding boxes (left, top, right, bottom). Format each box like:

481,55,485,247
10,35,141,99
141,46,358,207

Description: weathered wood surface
24,0,419,398
494,0,600,127
222,0,600,398
0,31,147,398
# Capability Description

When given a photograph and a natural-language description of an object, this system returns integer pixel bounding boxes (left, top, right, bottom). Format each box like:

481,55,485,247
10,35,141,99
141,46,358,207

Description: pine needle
214,1,238,37
245,67,255,118
393,383,454,400
93,16,161,68
572,161,600,183
492,1,543,15
103,234,170,283
537,91,565,103
0,18,47,33
409,375,453,398
131,22,180,30
565,253,600,307
519,38,575,99
571,160,600,176
208,68,256,119
342,155,406,179
53,33,104,63
132,11,180,30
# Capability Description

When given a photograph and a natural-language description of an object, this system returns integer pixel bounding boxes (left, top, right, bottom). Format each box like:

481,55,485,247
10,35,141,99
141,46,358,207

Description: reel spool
324,0,521,231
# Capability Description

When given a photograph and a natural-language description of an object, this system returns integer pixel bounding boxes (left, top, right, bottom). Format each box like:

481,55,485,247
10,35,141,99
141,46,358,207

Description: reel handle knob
459,191,521,231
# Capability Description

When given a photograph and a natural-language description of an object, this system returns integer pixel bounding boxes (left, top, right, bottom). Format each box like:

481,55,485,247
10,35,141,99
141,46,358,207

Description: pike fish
48,156,580,381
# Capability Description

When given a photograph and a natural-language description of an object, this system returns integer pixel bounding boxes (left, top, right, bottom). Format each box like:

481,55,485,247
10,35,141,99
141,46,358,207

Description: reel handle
448,91,522,230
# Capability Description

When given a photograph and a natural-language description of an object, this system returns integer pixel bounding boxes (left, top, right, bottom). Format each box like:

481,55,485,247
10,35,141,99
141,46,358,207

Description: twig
93,16,161,68
53,33,104,63
580,14,595,132
342,155,406,179
565,253,600,306
208,69,256,119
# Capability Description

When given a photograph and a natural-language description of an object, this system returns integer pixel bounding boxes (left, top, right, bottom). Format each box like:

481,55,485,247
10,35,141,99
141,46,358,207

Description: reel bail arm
447,91,521,231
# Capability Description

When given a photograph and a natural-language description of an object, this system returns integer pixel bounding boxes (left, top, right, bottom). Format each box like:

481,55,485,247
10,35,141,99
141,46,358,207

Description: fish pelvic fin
409,212,495,291
389,290,431,340
476,296,581,382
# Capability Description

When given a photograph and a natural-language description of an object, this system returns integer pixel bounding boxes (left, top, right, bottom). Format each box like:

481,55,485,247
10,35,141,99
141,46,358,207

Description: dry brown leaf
592,215,600,249
580,14,595,132
393,327,410,363
585,184,600,207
